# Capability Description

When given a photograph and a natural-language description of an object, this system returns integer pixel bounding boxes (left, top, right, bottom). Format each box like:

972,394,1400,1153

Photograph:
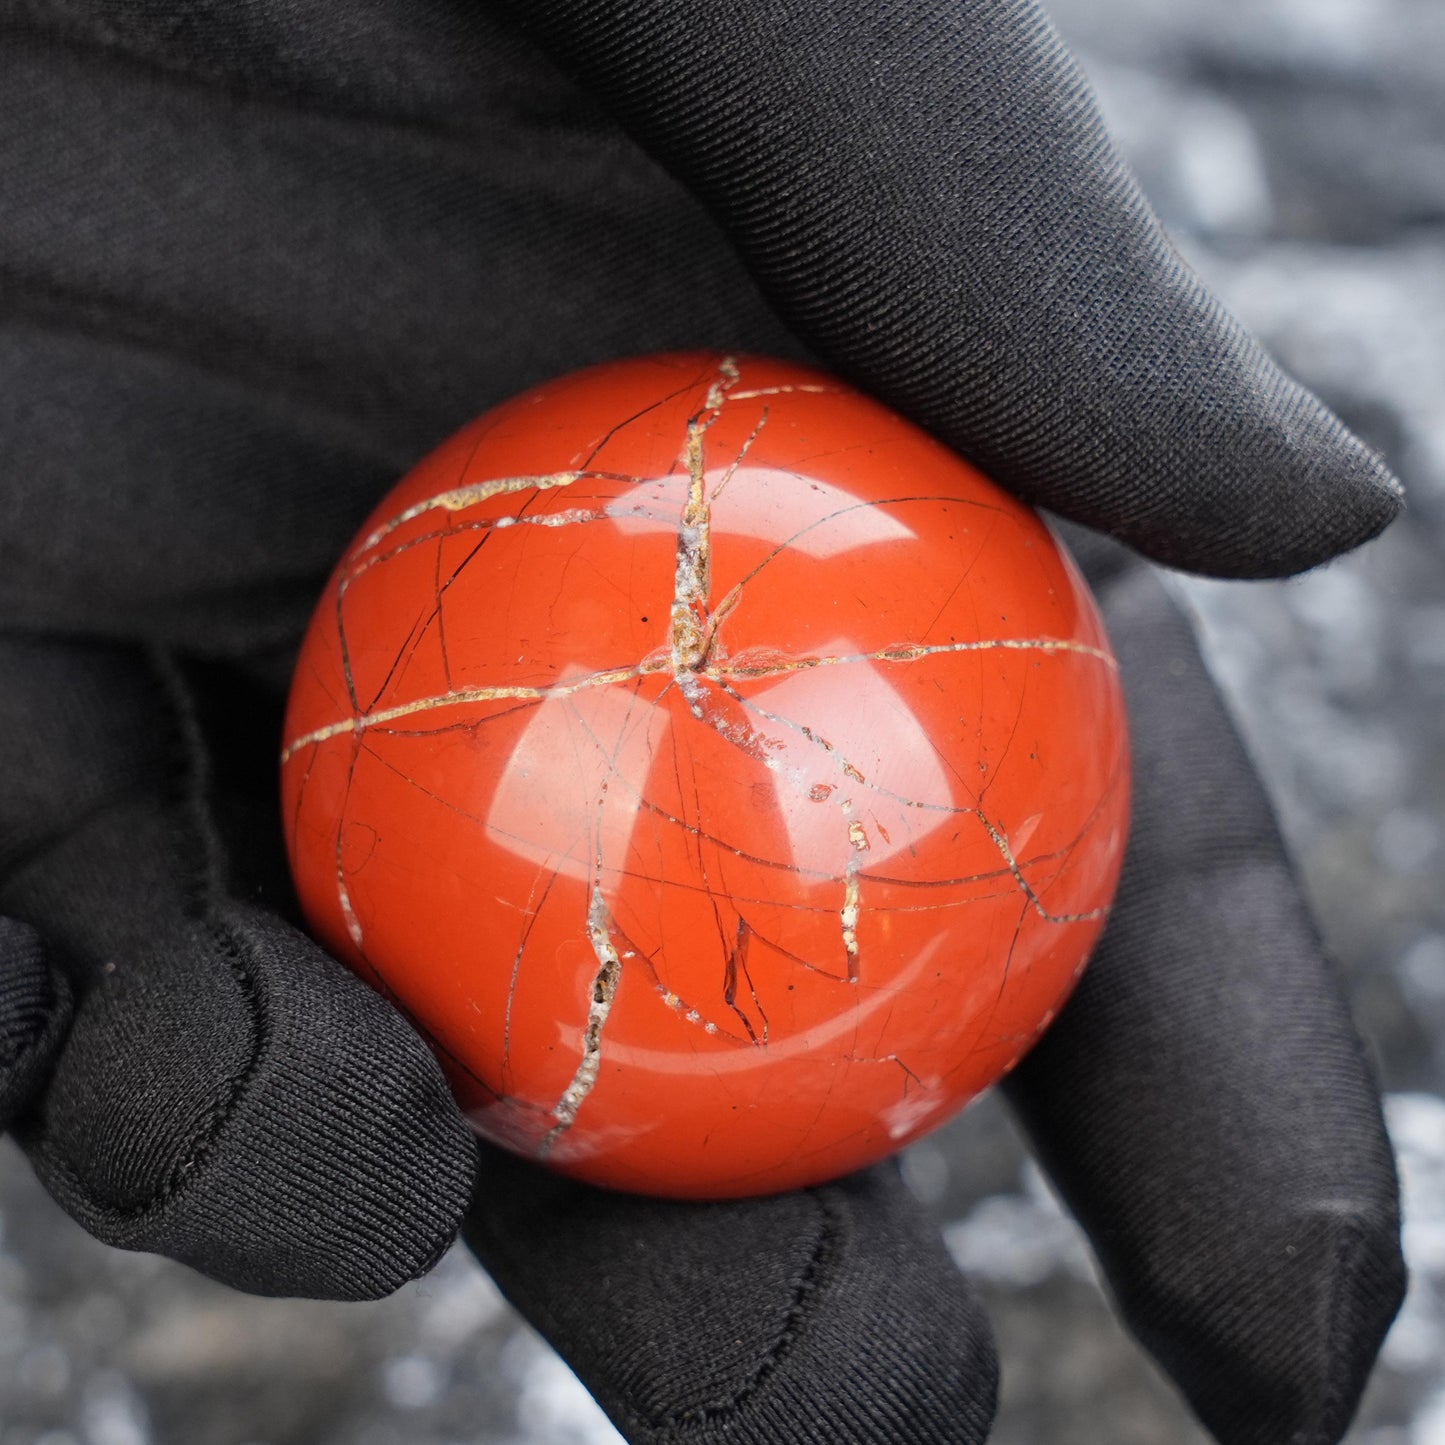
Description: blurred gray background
3,0,1443,1441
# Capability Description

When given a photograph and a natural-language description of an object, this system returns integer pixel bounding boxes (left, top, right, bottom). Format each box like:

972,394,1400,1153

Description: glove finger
503,0,1401,578
0,634,476,1299
0,917,72,1132
1003,549,1405,1445
466,1152,997,1445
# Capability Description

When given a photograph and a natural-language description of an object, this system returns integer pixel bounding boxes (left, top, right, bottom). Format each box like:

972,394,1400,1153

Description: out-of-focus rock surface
3,1,1442,1441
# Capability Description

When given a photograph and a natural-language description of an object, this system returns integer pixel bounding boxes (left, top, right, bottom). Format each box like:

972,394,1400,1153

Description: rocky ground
3,1,1442,1442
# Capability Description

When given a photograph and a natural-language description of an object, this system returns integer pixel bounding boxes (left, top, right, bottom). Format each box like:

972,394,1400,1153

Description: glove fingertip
1136,423,1404,581
168,904,483,1300
1130,1204,1405,1445
1319,1211,1410,1436
467,1156,997,1445
18,901,477,1302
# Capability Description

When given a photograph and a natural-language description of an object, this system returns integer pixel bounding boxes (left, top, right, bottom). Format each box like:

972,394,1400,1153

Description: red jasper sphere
282,353,1130,1198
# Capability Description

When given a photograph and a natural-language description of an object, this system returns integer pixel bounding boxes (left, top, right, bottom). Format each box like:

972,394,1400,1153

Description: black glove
0,1,1404,1441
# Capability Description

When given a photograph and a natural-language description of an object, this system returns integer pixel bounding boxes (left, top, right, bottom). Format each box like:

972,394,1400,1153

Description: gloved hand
0,2,1405,1442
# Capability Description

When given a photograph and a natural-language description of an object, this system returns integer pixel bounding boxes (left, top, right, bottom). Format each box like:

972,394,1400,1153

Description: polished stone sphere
281,352,1130,1197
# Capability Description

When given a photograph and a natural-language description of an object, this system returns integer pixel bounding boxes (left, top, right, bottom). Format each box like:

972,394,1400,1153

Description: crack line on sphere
538,678,658,1152
669,355,741,689
608,914,753,1043
558,680,765,1039
338,494,678,598
353,470,625,556
282,636,1109,763
841,814,868,982
539,889,623,1156
334,736,366,953
717,681,1109,928
578,366,716,468
357,712,1104,916
546,696,762,1046
712,635,1117,680
840,1053,922,1092
974,812,1110,925
679,682,760,1043
434,524,456,695
504,862,562,1093
280,661,664,759
723,384,842,401
556,657,1106,913
726,492,1006,599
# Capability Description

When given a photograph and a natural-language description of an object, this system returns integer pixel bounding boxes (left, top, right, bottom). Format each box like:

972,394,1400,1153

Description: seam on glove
23,932,266,1228
24,649,268,1223
642,1192,841,1432
0,981,59,1071
0,964,72,1134
470,1189,843,1437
